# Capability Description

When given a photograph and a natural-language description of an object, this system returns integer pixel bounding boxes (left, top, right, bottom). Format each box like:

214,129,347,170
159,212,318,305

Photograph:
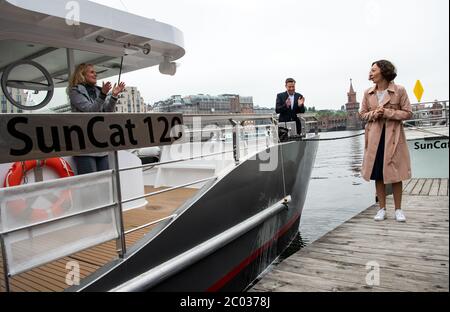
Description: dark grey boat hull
77,138,318,292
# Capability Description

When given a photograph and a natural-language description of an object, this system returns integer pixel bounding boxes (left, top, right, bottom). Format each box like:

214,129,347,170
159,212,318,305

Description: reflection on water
299,130,374,243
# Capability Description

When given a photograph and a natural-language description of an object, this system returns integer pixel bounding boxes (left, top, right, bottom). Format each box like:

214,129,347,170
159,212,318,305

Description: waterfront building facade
153,94,254,114
0,88,26,113
116,86,146,113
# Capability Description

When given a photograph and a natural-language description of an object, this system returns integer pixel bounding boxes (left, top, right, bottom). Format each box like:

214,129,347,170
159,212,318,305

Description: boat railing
407,100,449,128
0,170,120,291
0,113,285,292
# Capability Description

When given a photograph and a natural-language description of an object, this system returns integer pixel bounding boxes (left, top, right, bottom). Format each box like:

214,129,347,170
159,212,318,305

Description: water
299,130,375,243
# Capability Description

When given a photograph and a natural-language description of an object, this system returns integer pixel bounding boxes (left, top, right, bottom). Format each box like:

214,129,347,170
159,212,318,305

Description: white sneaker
395,209,406,222
374,208,386,221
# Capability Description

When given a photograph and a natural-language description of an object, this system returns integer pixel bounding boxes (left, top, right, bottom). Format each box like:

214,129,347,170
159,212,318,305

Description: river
299,130,375,243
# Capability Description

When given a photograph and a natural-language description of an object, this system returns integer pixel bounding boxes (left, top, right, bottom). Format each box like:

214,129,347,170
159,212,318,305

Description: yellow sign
413,80,424,102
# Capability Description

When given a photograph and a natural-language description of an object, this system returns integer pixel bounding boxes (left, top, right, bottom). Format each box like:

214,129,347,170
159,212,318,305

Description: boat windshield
1,39,125,113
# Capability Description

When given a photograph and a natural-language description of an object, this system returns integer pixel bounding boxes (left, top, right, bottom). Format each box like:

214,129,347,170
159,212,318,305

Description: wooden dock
251,178,449,292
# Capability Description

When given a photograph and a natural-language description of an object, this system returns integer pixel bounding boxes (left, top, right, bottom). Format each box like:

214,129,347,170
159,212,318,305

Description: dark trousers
73,155,109,175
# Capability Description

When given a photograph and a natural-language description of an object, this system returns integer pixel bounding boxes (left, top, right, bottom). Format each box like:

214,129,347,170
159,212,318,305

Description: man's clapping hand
285,97,292,108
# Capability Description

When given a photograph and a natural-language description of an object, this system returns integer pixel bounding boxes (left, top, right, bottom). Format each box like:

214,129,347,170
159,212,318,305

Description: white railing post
110,151,127,258
0,235,11,292
271,117,279,143
229,119,240,164
445,101,449,127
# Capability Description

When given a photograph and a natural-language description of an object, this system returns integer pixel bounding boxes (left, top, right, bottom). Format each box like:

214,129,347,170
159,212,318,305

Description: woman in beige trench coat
360,60,412,222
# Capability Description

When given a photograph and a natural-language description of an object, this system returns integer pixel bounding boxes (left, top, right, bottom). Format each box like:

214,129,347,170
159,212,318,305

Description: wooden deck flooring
251,178,449,292
0,186,198,292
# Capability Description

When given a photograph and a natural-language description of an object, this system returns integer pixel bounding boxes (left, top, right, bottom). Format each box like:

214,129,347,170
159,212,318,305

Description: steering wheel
1,60,54,110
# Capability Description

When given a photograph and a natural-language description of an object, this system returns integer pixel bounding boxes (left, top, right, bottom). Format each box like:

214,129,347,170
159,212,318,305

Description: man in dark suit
275,78,306,135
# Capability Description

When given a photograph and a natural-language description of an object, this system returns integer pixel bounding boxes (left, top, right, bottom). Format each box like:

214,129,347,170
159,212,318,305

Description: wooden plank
289,249,448,275
251,270,394,292
403,179,418,195
273,256,448,292
252,194,449,292
429,179,441,196
439,179,448,196
10,275,55,292
411,179,426,195
303,244,448,270
420,179,433,196
20,270,67,291
402,179,412,192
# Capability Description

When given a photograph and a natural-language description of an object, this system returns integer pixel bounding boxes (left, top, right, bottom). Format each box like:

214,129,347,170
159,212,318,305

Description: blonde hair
68,63,94,90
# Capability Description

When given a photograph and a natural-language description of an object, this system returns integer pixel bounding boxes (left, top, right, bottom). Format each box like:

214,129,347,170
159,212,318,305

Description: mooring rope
301,132,365,141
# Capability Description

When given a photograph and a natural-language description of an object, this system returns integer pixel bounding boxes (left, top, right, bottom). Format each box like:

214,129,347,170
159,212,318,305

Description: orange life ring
3,158,75,222
3,158,74,187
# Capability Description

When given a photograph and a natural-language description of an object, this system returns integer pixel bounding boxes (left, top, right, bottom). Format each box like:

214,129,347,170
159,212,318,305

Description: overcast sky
90,0,449,110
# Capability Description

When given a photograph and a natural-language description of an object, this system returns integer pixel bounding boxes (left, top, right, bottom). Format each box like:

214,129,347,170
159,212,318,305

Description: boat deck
405,126,449,140
251,178,449,292
0,186,198,292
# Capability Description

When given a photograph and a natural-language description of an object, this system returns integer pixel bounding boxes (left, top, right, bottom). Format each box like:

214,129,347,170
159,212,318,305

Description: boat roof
0,0,185,86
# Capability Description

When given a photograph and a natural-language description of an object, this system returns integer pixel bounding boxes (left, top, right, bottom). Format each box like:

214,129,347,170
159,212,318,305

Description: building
1,88,26,113
227,95,254,114
253,106,275,115
153,94,254,114
302,112,319,133
345,79,363,130
431,100,444,118
116,86,146,113
318,113,347,131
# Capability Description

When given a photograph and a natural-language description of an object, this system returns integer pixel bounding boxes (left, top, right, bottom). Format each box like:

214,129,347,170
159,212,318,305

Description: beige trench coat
360,82,413,184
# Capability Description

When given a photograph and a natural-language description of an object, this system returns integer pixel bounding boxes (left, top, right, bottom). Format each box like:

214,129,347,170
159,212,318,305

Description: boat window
0,39,124,113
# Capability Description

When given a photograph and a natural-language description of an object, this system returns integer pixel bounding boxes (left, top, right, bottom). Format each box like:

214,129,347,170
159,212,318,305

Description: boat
0,0,319,292
404,100,449,179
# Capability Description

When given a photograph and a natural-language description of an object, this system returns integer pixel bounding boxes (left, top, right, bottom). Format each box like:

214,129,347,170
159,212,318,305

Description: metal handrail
119,150,234,173
0,234,10,292
121,176,217,205
183,124,274,134
124,214,176,235
410,100,449,106
0,202,118,236
121,124,278,173
110,195,292,292
183,114,275,122
412,107,449,113
405,117,447,122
